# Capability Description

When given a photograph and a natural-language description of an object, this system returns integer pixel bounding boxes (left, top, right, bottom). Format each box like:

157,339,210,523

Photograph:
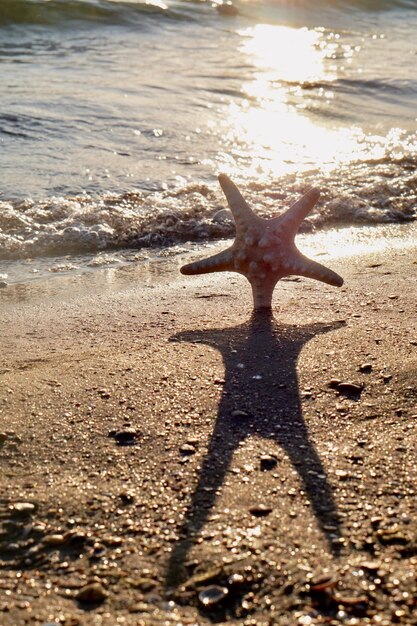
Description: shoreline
1,220,416,302
0,230,416,625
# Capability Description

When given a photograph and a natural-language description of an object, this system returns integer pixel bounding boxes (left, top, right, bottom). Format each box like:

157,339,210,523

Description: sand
0,225,416,626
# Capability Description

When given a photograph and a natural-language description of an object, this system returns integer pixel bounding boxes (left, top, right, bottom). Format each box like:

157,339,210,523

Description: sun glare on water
220,24,388,179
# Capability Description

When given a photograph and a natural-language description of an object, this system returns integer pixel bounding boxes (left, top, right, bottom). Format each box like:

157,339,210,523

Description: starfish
181,174,344,310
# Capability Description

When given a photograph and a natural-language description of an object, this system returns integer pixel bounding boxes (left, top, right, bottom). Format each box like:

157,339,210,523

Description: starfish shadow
166,312,344,588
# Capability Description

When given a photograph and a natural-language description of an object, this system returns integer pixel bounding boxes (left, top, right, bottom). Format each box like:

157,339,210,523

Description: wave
1,154,416,261
1,0,415,30
258,0,417,11
0,0,197,28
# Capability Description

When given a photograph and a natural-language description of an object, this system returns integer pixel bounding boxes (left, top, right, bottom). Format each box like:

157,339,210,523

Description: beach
1,226,416,625
1,0,417,623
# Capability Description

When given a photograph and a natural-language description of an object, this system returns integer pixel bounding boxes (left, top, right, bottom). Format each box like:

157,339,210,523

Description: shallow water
0,0,416,279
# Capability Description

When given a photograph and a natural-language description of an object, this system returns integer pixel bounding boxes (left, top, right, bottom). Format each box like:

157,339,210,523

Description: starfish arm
276,188,320,236
288,251,344,287
180,247,234,275
218,174,258,229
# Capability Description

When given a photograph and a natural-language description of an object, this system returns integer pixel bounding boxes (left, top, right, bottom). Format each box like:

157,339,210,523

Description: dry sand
0,224,416,626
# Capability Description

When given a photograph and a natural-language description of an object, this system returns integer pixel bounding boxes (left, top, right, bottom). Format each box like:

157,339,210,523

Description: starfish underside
181,174,344,310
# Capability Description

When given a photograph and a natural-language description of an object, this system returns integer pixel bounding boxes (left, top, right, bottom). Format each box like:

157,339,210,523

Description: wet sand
0,230,416,626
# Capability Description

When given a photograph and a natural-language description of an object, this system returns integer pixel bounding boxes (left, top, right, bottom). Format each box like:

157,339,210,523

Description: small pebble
231,409,250,419
249,504,273,517
198,585,228,607
180,443,196,456
361,560,381,571
336,382,363,396
260,455,278,471
309,574,336,592
228,573,245,585
376,528,408,545
119,491,135,504
128,577,157,591
43,534,66,547
335,469,349,479
328,378,342,389
128,602,152,613
333,593,368,608
10,502,36,515
5,543,20,553
97,389,111,398
66,530,87,545
109,428,139,446
76,582,107,604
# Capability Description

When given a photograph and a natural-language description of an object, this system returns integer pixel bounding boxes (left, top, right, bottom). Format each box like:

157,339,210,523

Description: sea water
0,0,416,282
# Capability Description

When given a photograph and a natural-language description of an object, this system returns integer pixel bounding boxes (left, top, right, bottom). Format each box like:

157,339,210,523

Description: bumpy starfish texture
181,174,343,310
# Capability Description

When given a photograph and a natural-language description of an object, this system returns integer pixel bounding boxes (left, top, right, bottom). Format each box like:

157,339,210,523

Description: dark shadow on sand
166,311,344,588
